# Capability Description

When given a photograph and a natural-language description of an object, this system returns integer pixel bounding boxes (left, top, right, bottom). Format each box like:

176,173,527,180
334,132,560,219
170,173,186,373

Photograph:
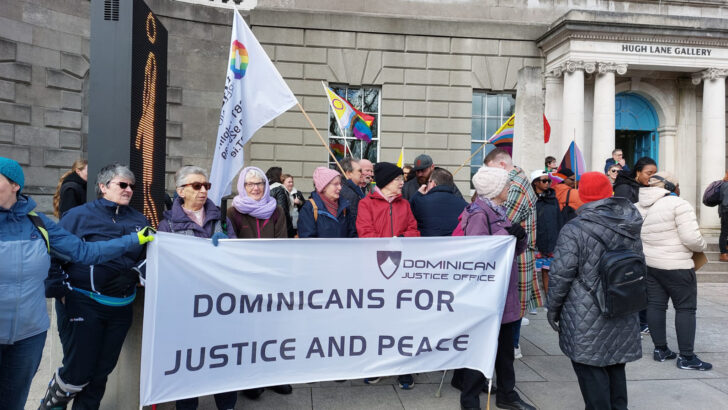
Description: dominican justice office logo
377,251,402,280
229,40,249,79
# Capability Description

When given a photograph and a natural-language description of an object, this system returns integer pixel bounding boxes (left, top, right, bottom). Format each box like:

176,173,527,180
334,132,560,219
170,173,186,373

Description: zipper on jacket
113,205,119,223
389,203,394,237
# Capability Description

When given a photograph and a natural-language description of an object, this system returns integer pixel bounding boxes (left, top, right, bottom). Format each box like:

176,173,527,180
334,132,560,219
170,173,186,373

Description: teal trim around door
615,93,659,165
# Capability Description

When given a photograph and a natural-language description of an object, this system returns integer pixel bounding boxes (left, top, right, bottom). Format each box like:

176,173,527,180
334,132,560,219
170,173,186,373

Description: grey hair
175,166,208,187
95,163,135,197
244,168,266,183
340,157,359,174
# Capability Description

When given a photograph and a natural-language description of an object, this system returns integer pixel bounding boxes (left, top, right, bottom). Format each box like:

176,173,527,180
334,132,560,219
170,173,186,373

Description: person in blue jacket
0,157,152,410
39,163,154,410
409,167,467,237
298,167,356,238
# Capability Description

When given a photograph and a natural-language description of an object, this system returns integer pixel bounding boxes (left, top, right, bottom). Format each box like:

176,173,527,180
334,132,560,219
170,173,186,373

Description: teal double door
614,93,659,167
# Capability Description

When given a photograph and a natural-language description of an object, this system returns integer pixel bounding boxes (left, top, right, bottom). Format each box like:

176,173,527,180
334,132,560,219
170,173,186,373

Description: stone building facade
1,0,727,227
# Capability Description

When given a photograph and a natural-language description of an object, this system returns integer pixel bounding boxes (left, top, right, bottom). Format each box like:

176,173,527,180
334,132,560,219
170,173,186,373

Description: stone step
705,251,722,261
697,272,728,283
706,242,720,252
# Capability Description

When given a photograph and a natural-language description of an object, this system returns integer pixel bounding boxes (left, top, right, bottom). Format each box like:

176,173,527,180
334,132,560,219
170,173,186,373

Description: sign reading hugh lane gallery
622,43,713,56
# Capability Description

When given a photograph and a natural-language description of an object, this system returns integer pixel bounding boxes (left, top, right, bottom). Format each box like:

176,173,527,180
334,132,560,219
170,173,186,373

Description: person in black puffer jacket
611,156,656,334
267,166,295,237
548,172,643,410
409,168,467,237
531,170,562,296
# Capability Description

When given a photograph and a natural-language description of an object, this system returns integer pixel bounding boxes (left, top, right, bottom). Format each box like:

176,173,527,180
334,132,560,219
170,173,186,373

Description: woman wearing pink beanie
297,167,356,238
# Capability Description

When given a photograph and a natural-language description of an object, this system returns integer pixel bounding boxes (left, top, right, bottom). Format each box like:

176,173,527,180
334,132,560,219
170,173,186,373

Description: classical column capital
678,78,697,89
561,60,586,74
597,62,628,75
692,68,728,84
545,68,563,78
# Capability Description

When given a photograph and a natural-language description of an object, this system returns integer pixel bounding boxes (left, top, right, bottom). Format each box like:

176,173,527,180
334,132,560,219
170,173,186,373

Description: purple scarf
232,166,277,220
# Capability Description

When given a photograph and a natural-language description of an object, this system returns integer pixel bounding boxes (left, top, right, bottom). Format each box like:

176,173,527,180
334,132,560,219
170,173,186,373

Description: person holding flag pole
208,9,345,207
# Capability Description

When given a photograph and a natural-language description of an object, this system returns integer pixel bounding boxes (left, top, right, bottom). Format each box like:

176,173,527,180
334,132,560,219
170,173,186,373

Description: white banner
208,9,298,205
140,233,515,405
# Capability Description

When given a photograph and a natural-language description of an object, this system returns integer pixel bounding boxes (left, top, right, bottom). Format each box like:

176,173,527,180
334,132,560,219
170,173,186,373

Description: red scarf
320,194,339,216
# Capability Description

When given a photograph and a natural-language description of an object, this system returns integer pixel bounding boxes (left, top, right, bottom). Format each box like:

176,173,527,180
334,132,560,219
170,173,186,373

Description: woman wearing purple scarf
227,166,287,239
226,166,291,399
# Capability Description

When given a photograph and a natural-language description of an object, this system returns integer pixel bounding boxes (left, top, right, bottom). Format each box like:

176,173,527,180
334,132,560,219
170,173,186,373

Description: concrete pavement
28,283,728,409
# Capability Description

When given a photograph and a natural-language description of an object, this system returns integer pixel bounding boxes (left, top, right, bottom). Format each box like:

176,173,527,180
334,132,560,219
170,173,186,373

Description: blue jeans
512,318,522,348
0,331,47,410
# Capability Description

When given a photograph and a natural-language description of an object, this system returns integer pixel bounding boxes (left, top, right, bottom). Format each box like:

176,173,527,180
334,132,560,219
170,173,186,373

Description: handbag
692,252,708,271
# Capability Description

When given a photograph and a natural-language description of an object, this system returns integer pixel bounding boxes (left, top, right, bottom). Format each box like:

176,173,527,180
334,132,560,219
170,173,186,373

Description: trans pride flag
323,82,374,142
558,141,587,181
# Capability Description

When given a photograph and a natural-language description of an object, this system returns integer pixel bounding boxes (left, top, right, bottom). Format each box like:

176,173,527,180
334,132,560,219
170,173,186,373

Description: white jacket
636,187,706,270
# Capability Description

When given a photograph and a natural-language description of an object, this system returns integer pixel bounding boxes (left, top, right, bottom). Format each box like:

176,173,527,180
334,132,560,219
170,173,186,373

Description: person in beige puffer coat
636,171,712,371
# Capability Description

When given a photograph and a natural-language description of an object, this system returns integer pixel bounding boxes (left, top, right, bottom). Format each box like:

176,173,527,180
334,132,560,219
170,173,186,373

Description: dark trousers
56,291,133,410
645,266,698,356
0,331,47,410
176,391,238,410
455,321,519,408
571,361,627,410
512,318,522,348
720,211,728,254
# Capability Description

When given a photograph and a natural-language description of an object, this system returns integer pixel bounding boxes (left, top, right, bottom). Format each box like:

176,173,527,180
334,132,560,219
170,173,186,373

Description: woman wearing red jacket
355,161,419,390
356,162,420,238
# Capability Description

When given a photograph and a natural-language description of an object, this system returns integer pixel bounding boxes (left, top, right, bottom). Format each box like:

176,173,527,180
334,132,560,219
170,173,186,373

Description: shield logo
377,251,402,279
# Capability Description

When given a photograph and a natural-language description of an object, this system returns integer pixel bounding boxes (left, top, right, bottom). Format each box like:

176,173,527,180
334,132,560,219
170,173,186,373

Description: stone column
658,126,678,175
513,66,545,174
544,70,563,158
591,63,627,172
561,61,592,159
693,68,728,228
676,79,698,210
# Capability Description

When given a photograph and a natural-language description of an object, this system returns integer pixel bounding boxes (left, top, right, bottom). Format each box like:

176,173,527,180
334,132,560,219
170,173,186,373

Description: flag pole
296,102,346,175
453,141,489,176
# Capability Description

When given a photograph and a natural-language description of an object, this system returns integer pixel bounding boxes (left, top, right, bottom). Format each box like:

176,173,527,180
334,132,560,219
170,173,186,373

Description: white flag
208,9,297,205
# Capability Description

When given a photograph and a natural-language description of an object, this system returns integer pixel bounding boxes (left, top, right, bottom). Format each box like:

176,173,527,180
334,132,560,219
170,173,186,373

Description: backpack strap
28,211,50,253
565,189,571,208
308,198,318,222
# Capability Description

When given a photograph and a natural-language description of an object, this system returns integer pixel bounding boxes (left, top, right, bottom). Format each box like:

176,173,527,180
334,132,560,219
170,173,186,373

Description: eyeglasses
110,181,134,190
181,182,211,190
244,182,265,189
538,179,551,183
394,176,405,182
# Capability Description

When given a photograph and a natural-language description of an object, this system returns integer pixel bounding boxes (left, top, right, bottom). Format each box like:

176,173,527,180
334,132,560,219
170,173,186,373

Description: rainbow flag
487,114,515,154
322,82,373,142
330,142,346,160
558,141,587,181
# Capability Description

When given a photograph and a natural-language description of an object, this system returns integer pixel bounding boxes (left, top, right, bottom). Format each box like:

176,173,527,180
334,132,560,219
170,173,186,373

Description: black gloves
505,223,526,240
101,272,138,296
547,309,560,332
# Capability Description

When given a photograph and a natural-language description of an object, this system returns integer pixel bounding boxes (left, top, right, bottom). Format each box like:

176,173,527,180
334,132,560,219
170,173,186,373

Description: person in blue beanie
0,157,153,410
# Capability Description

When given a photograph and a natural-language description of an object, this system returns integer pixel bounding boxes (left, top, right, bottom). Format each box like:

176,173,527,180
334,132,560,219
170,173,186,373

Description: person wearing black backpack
547,172,645,410
552,168,583,223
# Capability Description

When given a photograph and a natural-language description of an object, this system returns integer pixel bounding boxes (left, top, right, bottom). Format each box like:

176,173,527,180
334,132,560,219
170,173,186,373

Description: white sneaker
521,317,530,326
514,346,523,359
529,309,538,315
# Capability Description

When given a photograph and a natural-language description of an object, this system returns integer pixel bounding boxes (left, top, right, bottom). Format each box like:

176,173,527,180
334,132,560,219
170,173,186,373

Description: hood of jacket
1,194,36,222
613,171,641,190
577,196,643,239
427,184,460,196
638,186,671,209
62,171,87,188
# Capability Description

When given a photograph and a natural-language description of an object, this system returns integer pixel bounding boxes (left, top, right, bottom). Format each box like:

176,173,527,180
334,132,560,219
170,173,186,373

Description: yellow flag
396,147,404,168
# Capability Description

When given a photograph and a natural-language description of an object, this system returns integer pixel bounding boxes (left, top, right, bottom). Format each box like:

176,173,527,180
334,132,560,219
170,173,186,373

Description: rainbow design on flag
558,141,587,181
487,114,515,154
330,142,346,160
323,83,374,142
229,40,249,79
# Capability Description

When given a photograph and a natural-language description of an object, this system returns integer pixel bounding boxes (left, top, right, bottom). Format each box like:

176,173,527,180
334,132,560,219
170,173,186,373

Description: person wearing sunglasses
156,168,237,408
552,168,584,213
530,170,563,299
606,164,622,185
39,163,155,410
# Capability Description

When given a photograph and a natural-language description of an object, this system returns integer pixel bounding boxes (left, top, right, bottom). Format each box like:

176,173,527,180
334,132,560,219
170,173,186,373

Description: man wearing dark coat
409,168,467,236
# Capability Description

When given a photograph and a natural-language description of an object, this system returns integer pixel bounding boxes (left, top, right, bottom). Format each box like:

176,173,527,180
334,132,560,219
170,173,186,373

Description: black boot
38,372,82,410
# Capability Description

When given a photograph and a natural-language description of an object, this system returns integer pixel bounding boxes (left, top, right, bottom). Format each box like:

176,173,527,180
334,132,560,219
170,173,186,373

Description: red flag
543,114,551,144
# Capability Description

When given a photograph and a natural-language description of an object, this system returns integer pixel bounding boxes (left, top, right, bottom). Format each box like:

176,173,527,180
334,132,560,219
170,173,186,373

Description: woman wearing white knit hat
450,166,536,410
